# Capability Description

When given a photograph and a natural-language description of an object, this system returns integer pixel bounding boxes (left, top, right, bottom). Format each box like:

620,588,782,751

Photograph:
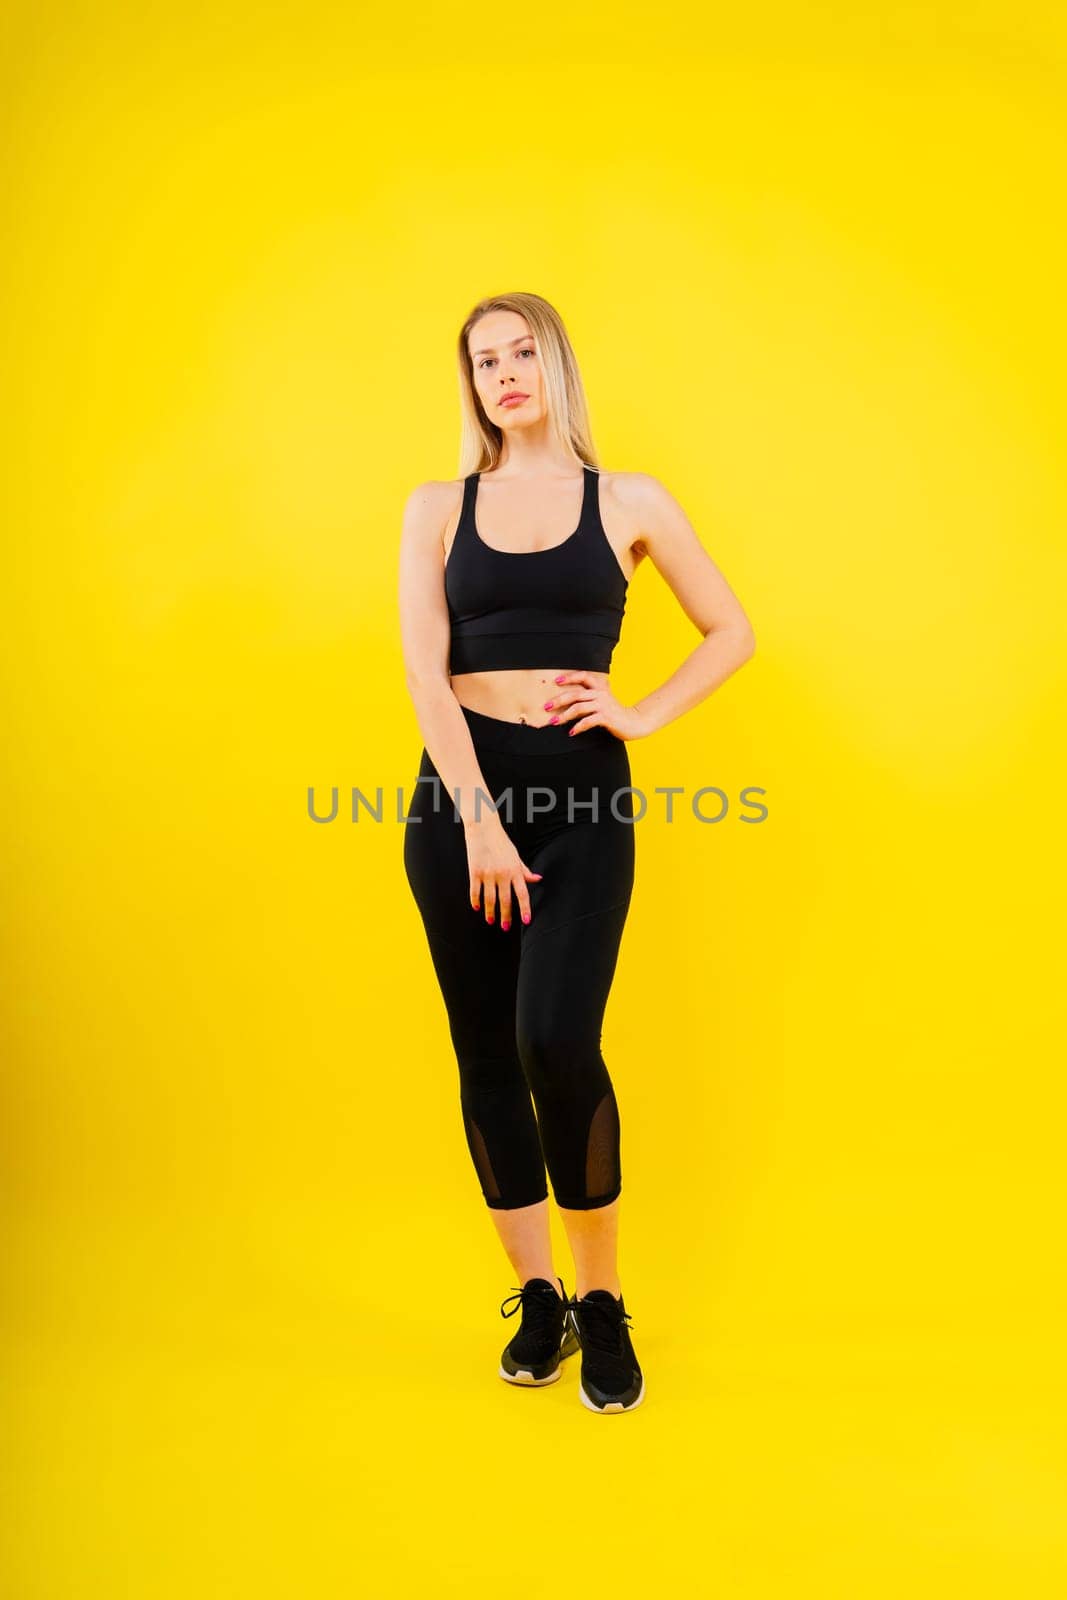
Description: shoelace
499,1283,566,1324
568,1293,635,1357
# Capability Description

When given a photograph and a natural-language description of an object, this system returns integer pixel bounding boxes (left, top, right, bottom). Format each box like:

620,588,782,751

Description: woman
398,292,756,1414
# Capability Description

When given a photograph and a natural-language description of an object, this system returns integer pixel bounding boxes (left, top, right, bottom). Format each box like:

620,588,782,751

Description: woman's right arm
397,480,542,927
398,479,495,827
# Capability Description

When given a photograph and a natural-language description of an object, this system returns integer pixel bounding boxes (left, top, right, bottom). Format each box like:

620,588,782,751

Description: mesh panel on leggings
464,1115,501,1201
585,1089,620,1199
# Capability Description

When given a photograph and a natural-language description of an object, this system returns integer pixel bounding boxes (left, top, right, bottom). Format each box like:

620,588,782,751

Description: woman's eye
479,349,534,369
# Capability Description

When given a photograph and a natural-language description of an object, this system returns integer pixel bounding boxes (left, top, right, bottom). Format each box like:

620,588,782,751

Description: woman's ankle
522,1273,564,1298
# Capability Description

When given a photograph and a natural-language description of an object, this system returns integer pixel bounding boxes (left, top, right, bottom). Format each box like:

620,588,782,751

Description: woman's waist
452,690,626,760
449,665,582,729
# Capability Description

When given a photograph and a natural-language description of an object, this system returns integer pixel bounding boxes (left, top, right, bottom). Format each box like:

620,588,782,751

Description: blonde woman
399,292,755,1413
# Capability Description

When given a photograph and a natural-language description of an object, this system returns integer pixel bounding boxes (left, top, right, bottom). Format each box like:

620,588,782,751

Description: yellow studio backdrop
5,4,1066,1596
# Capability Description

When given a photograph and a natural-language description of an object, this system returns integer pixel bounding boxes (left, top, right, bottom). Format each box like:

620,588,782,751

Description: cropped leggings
402,704,636,1211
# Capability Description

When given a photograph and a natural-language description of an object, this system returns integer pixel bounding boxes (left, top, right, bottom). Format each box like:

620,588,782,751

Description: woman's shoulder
404,473,469,505
400,476,470,550
402,474,470,519
595,466,666,491
595,467,672,519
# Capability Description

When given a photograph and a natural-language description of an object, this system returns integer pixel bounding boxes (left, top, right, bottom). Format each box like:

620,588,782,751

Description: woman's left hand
543,671,651,741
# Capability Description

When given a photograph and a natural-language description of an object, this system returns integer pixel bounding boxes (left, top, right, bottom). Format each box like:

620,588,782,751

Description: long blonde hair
456,292,599,475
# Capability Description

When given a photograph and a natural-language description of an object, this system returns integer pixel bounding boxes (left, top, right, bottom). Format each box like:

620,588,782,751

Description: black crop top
445,466,629,674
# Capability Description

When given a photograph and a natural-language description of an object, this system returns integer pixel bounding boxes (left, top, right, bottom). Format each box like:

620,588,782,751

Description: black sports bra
445,466,629,675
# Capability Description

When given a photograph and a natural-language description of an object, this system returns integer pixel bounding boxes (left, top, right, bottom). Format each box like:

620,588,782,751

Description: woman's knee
516,1019,608,1096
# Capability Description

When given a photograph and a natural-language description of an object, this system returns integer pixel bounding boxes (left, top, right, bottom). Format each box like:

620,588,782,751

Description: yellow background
5,2,1066,1594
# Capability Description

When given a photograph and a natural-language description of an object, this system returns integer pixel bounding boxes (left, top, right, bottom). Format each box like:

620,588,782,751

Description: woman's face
468,311,544,429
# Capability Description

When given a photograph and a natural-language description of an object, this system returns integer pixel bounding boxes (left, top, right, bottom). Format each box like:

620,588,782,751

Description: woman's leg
558,1197,621,1297
487,1199,563,1297
514,893,630,1210
403,749,561,1285
514,794,635,1294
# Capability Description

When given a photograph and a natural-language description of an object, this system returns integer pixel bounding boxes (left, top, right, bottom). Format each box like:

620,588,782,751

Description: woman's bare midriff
450,668,581,727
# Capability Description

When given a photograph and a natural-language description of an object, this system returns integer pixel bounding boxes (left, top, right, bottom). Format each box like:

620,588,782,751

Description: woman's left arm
550,472,757,741
626,471,756,735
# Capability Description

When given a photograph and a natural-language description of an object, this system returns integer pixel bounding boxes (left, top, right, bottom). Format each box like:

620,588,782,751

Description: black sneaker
498,1276,580,1386
568,1289,645,1412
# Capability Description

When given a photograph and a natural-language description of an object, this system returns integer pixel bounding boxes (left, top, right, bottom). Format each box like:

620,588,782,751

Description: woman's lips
500,394,528,408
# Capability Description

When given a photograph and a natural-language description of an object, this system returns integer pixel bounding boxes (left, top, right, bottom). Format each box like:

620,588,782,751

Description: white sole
578,1375,645,1413
498,1363,562,1386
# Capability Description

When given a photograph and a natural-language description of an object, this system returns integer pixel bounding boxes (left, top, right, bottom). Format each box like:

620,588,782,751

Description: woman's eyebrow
471,335,534,357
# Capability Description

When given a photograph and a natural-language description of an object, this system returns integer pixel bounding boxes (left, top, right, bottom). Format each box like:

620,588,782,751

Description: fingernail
543,701,553,710
549,716,558,725
522,913,531,924
501,921,510,931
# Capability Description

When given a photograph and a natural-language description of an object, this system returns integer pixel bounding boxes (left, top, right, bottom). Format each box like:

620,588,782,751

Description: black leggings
402,705,636,1211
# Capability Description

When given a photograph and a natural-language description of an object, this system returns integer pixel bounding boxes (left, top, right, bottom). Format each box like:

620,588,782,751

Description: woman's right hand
465,818,543,931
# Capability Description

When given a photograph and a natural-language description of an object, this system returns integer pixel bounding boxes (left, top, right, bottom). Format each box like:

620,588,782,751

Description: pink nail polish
522,913,531,924
549,716,558,725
